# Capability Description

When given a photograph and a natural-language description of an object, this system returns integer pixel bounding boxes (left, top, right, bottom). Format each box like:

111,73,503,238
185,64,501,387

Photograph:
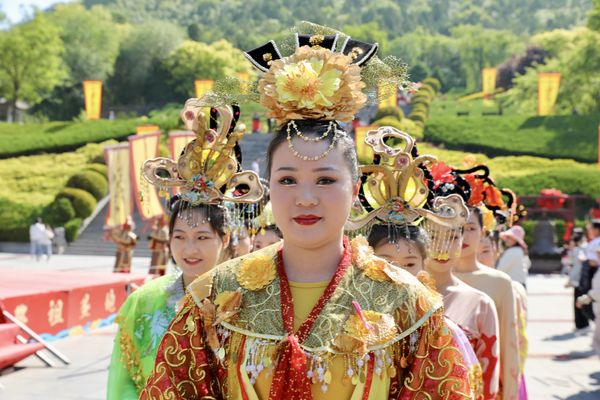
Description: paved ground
0,253,599,399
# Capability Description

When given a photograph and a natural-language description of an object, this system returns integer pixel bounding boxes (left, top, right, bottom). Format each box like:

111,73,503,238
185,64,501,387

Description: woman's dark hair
367,223,428,259
168,199,229,239
264,224,283,238
469,207,484,229
265,120,359,182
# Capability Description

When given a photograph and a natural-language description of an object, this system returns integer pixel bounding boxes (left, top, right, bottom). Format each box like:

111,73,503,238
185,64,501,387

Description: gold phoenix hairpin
346,126,468,232
141,100,264,206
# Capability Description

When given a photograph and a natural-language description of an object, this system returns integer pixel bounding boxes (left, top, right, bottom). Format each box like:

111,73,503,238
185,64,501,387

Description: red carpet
0,268,147,336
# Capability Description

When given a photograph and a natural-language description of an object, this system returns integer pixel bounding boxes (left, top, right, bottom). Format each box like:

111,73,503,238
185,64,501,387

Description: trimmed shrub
411,92,432,104
374,117,424,139
411,103,429,114
66,171,108,200
422,77,441,93
64,218,83,242
418,84,435,97
424,114,599,163
43,198,76,226
83,163,108,177
373,107,403,122
56,188,97,219
497,169,600,199
408,112,427,124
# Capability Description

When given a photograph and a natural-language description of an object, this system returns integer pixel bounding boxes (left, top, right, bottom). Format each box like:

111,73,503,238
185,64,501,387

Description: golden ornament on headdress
141,100,264,205
258,46,366,123
346,126,469,233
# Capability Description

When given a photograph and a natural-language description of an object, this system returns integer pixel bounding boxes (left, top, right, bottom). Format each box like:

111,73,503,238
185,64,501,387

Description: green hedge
0,199,39,242
56,188,97,219
0,116,172,159
422,77,441,93
424,114,600,163
65,218,83,242
83,163,108,177
374,117,424,139
497,169,600,199
66,171,108,200
373,107,403,122
43,198,76,226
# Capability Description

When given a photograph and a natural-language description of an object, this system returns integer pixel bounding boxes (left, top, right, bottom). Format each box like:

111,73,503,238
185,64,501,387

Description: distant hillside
84,0,592,49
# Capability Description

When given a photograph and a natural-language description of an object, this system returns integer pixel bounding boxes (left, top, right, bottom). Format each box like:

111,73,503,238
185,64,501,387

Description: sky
1,0,75,24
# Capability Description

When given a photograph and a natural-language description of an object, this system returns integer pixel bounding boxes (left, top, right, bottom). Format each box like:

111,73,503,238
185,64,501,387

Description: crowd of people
95,24,558,400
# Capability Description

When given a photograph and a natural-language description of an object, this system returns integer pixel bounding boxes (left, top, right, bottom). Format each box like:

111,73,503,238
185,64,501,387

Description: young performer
148,215,170,275
449,166,521,400
107,104,264,399
140,26,471,399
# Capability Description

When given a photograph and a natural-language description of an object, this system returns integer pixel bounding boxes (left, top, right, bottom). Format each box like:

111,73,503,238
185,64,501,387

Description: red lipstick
462,244,469,249
293,215,321,226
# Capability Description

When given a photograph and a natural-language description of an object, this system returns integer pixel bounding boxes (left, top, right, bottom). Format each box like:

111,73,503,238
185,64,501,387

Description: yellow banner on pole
168,130,196,159
194,79,214,98
538,72,561,116
136,125,160,135
129,132,164,220
83,80,102,120
104,143,132,228
482,67,497,98
168,130,196,195
237,72,251,93
355,126,377,164
377,82,397,109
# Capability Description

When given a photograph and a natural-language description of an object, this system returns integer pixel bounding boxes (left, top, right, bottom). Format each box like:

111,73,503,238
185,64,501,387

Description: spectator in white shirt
28,217,45,261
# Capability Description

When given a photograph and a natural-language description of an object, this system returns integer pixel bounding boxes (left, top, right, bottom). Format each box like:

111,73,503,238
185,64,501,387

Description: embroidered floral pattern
236,255,276,290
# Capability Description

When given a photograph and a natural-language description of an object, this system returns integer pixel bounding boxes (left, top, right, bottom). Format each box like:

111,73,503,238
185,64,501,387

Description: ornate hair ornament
141,100,264,226
241,22,410,161
346,126,469,252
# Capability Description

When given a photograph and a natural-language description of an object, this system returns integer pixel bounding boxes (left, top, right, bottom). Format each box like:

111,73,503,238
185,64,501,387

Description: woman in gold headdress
141,26,471,400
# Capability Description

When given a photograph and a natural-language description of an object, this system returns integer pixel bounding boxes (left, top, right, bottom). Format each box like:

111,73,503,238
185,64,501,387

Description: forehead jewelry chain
286,120,340,161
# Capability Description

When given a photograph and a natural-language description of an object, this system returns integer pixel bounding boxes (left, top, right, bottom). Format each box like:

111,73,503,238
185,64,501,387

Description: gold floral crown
242,22,410,161
346,126,469,260
141,100,264,207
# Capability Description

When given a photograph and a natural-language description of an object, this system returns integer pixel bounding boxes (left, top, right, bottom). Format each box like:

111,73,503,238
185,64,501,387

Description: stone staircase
65,133,272,256
65,200,153,257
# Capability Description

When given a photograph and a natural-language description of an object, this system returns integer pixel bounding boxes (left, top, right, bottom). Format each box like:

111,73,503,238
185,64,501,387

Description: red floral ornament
429,161,455,189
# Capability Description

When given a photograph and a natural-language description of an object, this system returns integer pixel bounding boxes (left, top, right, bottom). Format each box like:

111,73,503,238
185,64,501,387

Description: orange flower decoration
258,46,366,122
236,255,276,291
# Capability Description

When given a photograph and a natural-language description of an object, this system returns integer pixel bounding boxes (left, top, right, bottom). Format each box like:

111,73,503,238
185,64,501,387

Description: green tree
451,25,524,92
109,20,184,104
0,14,65,122
589,0,600,31
163,39,251,97
48,4,120,82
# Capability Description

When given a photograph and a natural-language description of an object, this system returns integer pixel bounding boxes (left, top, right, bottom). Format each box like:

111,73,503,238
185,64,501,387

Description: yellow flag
136,125,160,135
129,132,164,220
83,80,102,120
104,143,132,227
194,79,214,98
538,72,561,116
482,68,497,98
377,82,397,109
169,130,195,159
355,126,377,164
237,71,251,93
